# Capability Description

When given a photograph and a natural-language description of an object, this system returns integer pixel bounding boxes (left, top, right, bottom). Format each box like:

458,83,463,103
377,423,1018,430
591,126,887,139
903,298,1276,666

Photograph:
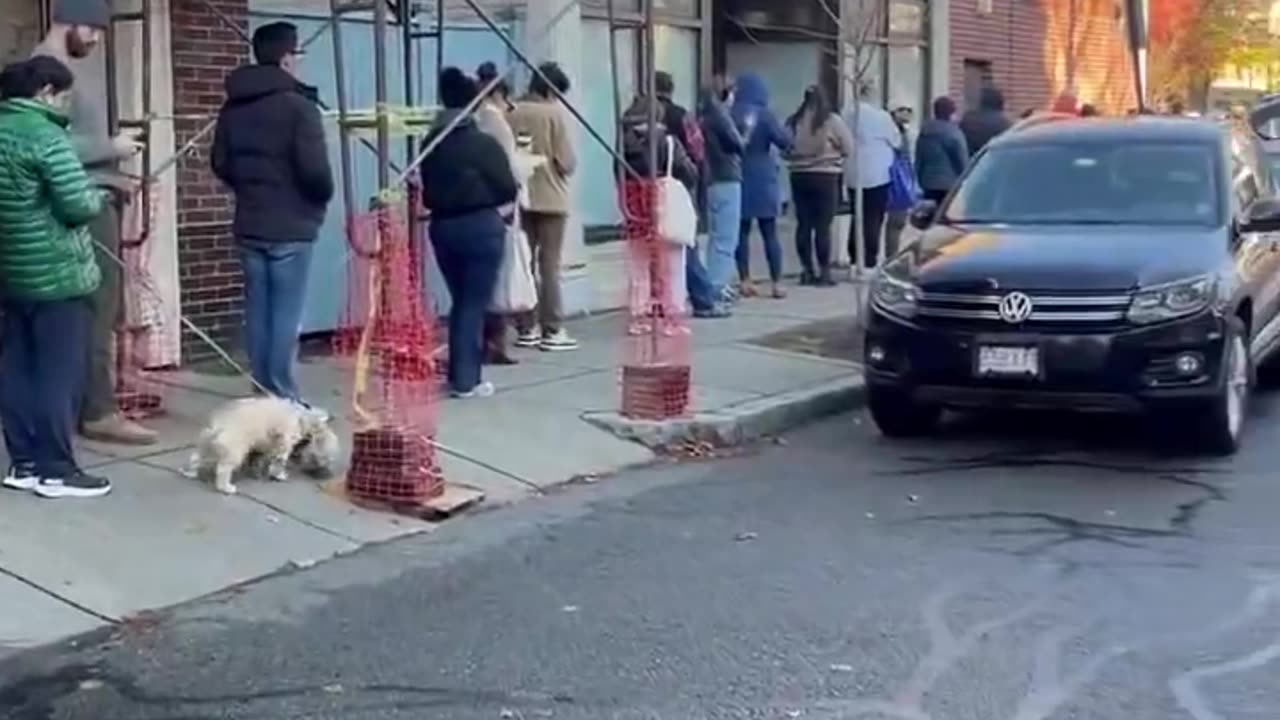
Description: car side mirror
909,200,939,230
1242,198,1280,233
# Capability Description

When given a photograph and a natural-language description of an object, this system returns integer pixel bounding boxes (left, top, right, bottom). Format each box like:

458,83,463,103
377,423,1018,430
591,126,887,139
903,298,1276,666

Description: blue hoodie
730,73,792,219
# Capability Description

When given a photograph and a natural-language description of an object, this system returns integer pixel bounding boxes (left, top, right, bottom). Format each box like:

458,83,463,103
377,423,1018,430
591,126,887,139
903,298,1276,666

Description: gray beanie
53,0,111,29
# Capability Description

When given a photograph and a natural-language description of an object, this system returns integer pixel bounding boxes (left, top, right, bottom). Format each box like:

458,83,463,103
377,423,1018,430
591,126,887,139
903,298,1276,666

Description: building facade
949,0,1137,116
0,0,950,364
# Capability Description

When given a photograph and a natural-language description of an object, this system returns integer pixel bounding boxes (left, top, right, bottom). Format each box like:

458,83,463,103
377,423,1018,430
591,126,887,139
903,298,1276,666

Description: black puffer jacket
211,65,334,242
418,113,518,220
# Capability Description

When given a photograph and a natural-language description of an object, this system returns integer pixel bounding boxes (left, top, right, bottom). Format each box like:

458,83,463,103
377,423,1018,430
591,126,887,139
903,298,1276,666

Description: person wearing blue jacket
731,73,792,300
913,96,969,204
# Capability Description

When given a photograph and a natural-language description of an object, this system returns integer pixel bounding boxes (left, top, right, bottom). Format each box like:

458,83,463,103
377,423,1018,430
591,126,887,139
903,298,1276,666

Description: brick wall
950,0,1136,117
170,0,249,362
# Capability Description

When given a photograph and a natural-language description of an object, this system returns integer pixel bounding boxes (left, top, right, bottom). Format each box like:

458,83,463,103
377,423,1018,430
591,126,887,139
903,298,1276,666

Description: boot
82,413,158,446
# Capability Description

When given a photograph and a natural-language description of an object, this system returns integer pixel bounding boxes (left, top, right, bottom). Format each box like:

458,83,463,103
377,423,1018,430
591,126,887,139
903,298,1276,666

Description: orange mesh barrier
335,187,445,503
620,179,691,420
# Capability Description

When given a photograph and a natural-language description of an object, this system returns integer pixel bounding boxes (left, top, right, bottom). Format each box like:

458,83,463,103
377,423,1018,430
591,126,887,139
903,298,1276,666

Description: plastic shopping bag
658,136,698,247
489,223,537,314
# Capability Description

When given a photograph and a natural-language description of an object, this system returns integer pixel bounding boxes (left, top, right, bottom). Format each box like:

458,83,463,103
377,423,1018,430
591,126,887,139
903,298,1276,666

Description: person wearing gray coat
914,96,969,204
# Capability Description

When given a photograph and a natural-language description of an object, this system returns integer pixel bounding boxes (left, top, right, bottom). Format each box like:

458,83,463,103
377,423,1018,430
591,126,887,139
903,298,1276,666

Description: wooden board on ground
337,481,486,522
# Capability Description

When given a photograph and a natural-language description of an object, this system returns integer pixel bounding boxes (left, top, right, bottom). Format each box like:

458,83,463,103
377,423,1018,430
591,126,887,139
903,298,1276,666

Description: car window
943,141,1222,226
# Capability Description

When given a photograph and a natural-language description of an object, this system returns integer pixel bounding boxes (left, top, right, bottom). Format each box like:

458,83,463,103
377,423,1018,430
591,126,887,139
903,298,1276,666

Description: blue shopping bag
887,150,921,212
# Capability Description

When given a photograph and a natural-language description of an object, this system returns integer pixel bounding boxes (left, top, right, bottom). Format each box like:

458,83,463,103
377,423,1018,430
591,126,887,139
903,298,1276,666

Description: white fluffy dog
182,396,341,495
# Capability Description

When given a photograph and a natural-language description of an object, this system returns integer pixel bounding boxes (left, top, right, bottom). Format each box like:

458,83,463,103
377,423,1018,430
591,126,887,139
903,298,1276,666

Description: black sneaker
35,471,112,499
2,463,39,491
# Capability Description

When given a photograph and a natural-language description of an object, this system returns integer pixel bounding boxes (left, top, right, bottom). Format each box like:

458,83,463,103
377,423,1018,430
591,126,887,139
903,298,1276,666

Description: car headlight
1127,276,1215,325
870,272,920,319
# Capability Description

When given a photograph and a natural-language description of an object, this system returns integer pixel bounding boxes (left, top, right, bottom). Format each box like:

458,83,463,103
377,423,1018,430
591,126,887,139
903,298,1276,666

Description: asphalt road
5,396,1280,720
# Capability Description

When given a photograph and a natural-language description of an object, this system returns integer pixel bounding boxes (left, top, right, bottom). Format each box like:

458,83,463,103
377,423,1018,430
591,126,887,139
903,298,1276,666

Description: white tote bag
658,136,698,248
489,207,538,314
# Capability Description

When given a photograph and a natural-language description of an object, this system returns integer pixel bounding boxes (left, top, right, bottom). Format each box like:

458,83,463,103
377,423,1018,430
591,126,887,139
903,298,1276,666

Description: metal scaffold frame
105,0,654,263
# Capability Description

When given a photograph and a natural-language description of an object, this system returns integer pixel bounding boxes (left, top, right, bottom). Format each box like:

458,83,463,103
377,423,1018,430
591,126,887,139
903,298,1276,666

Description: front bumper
863,307,1230,413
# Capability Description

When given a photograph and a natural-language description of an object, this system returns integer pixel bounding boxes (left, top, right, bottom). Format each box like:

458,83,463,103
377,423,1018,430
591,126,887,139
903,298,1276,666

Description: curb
583,373,866,449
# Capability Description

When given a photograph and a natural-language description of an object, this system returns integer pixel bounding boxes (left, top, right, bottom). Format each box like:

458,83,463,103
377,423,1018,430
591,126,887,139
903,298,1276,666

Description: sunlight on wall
1040,0,1135,112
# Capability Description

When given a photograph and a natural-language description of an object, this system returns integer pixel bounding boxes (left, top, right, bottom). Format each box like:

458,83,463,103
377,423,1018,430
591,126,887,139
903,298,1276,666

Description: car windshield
942,141,1221,226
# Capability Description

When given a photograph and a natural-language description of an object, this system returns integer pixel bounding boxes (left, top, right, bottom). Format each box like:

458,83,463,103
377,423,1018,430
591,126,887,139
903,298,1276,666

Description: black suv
863,116,1280,454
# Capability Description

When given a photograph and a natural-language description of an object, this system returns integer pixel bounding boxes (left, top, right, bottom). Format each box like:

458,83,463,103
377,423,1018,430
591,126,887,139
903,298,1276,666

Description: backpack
682,114,706,167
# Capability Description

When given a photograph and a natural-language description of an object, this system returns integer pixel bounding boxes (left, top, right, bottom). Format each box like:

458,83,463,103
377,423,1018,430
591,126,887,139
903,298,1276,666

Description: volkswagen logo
997,292,1034,324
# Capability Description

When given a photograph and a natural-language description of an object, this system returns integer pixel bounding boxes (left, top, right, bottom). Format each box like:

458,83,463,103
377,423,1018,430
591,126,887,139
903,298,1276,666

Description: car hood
891,223,1225,292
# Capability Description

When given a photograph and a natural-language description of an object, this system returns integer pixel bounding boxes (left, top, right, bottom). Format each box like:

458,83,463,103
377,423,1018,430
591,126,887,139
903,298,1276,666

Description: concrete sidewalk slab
0,461,358,620
0,572,101,657
0,285,862,659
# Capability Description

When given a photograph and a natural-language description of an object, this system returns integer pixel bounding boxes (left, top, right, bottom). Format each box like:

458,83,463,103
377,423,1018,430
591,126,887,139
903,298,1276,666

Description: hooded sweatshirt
731,74,792,220
959,86,1012,158
210,64,334,242
618,96,698,191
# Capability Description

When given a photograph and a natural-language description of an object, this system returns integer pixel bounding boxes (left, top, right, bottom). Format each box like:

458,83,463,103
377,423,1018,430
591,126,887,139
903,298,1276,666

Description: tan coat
787,112,853,174
508,96,576,215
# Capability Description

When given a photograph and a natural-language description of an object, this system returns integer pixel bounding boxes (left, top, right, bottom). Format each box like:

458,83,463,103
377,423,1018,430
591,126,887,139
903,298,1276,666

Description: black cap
53,0,110,29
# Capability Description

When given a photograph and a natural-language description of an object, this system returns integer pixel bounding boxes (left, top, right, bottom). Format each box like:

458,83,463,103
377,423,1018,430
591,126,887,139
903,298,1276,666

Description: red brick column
170,0,248,362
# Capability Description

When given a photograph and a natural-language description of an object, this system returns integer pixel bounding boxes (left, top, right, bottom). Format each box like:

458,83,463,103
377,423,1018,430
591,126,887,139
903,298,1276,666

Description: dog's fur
182,397,340,495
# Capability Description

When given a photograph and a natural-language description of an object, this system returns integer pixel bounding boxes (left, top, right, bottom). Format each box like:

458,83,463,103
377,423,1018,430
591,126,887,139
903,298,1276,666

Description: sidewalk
0,285,863,658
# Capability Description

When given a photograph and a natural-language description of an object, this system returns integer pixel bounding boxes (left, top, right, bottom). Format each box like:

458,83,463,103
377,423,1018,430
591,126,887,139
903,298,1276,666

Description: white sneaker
451,381,495,399
514,330,542,348
34,471,112,499
2,463,39,491
540,330,580,352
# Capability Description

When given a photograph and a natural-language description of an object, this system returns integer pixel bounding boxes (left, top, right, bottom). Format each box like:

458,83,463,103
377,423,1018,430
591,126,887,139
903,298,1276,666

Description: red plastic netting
620,179,691,420
335,188,445,504
116,184,172,420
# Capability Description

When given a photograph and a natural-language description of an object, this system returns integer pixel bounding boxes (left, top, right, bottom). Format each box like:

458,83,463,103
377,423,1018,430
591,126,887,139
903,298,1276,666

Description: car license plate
977,346,1039,377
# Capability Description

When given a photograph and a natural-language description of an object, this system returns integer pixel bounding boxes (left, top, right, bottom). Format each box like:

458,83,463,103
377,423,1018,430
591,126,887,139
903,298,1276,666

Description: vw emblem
997,292,1034,324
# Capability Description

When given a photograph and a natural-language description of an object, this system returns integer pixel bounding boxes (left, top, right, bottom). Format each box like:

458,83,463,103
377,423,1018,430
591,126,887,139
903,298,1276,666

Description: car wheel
867,385,941,438
1195,320,1252,456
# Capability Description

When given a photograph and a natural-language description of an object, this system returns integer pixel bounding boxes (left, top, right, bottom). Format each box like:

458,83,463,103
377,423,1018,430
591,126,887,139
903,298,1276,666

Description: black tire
1193,318,1251,456
867,385,941,438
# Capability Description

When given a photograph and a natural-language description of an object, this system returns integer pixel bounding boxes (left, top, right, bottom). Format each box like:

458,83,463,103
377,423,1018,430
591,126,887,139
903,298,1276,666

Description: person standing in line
32,0,155,446
699,80,745,303
474,61,522,365
419,68,518,398
843,83,899,270
914,96,969,205
958,85,1011,158
0,57,112,498
785,85,851,287
653,71,729,320
210,22,334,415
508,62,579,352
731,72,791,300
883,105,916,261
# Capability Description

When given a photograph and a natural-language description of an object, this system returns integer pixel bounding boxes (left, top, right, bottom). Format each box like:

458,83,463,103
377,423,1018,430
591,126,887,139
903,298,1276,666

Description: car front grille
916,291,1132,329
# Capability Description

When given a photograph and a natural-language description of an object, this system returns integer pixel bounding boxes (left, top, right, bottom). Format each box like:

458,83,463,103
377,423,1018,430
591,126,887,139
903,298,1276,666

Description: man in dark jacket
211,21,333,413
698,85,745,302
914,96,969,203
959,85,1012,158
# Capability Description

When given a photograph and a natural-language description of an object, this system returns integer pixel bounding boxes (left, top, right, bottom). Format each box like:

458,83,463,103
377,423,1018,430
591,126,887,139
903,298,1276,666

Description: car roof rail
1009,111,1077,133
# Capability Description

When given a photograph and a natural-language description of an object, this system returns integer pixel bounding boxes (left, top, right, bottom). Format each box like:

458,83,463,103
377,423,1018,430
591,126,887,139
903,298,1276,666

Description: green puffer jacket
0,98,102,301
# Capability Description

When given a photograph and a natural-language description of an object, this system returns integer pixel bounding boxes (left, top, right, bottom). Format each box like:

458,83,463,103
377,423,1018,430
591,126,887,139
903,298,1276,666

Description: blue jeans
1,297,92,478
432,209,505,393
239,239,313,402
686,245,716,313
737,217,782,282
705,181,742,293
